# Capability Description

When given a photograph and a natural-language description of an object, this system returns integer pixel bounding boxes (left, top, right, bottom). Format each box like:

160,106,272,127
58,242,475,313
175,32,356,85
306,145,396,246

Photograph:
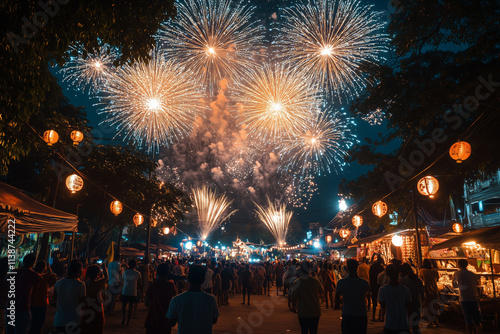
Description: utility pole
412,190,422,268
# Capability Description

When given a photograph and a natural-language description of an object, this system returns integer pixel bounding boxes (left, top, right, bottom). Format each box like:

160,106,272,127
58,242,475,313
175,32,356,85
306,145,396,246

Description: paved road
42,292,479,333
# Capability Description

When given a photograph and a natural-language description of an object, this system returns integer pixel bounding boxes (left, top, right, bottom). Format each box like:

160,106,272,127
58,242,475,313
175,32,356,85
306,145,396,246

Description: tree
341,0,500,229
0,0,176,174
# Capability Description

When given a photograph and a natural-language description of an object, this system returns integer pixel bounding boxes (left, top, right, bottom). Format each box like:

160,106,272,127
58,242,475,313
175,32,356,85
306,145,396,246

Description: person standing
399,263,424,334
121,259,142,326
201,262,214,294
357,257,371,310
241,264,253,306
220,264,233,305
335,259,370,334
105,252,122,315
53,261,87,334
370,256,385,322
5,254,43,334
145,263,177,334
320,263,335,309
81,264,108,334
166,265,219,334
275,262,284,295
378,264,412,334
419,259,440,328
30,260,56,334
291,261,324,334
453,259,482,334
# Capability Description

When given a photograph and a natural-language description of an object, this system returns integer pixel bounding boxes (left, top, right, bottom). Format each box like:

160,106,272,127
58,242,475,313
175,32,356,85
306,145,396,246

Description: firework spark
280,107,357,175
254,198,292,246
158,0,264,91
192,185,237,240
60,44,118,94
280,0,389,100
236,63,320,140
98,53,204,151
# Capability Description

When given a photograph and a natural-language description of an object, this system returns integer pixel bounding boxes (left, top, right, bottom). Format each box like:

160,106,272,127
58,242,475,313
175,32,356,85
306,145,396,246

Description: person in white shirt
105,253,121,315
120,259,142,326
378,264,412,334
167,264,219,334
453,259,482,334
201,261,214,294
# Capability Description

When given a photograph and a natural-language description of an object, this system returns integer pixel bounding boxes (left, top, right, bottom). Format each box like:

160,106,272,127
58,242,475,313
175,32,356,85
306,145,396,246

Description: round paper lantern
339,229,351,239
417,176,439,199
372,201,388,217
197,240,202,247
352,215,363,228
43,130,59,146
133,213,144,226
449,141,471,163
65,174,83,193
392,235,403,247
70,130,84,146
163,227,170,234
452,222,464,233
110,200,123,216
325,235,332,243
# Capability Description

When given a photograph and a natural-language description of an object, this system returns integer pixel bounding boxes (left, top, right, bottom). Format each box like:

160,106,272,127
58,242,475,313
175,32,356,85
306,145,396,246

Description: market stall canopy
432,226,500,250
0,181,78,233
349,229,413,248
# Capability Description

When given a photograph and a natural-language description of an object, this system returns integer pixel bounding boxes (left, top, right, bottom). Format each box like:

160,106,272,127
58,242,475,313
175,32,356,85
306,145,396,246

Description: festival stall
0,181,78,262
431,226,500,329
349,229,427,264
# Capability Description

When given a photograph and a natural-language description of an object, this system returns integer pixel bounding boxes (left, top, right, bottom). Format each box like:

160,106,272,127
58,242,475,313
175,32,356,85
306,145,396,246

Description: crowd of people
0,252,483,334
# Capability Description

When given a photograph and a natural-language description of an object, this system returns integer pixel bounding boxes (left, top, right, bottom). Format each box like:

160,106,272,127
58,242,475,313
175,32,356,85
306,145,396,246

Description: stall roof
432,225,500,250
349,229,412,248
0,181,78,233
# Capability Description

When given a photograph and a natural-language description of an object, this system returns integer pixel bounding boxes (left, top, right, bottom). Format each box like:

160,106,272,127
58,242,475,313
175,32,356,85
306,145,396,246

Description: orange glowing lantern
43,130,59,146
417,176,439,199
70,130,84,146
452,222,464,233
325,235,332,243
339,229,351,239
352,215,363,228
110,200,123,216
65,174,83,193
197,240,202,247
372,201,388,217
163,227,170,234
449,141,471,163
133,213,144,226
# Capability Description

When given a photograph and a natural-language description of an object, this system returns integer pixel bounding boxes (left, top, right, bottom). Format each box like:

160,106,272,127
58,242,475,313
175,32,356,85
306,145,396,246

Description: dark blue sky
57,0,396,228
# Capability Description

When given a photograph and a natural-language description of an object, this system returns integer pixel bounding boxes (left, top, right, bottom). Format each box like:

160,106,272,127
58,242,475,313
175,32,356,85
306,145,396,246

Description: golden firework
254,198,292,246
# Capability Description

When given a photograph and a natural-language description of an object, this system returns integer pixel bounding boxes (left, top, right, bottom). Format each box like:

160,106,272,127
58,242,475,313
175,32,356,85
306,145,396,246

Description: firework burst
280,107,357,175
192,185,237,240
254,198,292,246
280,0,389,100
158,0,264,92
236,63,320,140
98,53,204,151
60,44,118,94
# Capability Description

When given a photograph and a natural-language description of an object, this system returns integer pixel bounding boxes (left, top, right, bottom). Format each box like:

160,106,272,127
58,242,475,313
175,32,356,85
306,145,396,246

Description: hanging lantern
351,236,358,244
43,130,59,146
65,174,83,193
163,227,170,235
392,235,403,247
197,240,202,247
449,141,471,163
372,201,388,217
339,228,351,239
70,130,84,146
110,200,123,216
417,176,439,199
352,215,363,228
452,222,464,233
325,235,332,243
133,213,144,226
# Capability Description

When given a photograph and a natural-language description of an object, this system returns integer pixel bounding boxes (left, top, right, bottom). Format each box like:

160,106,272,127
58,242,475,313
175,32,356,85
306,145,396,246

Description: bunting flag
106,241,115,264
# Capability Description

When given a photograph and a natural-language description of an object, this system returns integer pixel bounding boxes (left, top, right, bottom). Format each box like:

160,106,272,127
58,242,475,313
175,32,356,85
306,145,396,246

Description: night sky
55,0,396,233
